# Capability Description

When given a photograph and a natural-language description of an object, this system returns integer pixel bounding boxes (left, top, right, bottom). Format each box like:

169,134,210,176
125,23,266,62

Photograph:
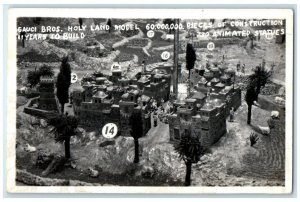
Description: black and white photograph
6,8,293,193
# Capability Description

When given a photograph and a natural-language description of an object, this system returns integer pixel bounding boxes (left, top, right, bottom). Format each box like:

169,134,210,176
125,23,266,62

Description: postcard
6,8,293,193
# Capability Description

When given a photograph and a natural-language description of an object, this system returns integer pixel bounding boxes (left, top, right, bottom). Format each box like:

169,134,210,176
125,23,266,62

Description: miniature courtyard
16,18,286,186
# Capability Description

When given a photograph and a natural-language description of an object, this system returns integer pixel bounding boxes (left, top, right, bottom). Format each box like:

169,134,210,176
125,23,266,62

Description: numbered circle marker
265,33,274,40
161,51,170,60
147,30,155,38
111,63,121,71
102,123,118,139
207,42,215,51
71,73,78,83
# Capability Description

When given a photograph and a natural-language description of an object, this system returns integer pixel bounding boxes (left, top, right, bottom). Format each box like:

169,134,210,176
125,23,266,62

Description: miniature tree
107,19,112,33
39,65,54,77
249,33,255,49
250,133,259,147
163,18,175,34
186,43,196,80
49,114,79,159
248,65,272,101
245,65,272,124
79,18,83,29
174,135,204,186
27,70,40,88
56,57,71,114
129,111,143,163
33,17,42,25
26,65,54,88
20,31,26,48
245,85,256,125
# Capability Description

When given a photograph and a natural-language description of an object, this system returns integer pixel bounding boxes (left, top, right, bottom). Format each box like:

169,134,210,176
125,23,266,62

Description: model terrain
16,18,286,186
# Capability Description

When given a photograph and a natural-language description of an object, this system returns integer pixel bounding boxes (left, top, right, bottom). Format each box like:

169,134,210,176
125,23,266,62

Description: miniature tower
38,76,59,111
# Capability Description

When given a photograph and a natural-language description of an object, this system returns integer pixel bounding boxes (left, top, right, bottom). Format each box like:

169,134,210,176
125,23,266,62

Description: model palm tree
248,65,272,100
174,135,204,186
49,114,79,159
246,65,272,124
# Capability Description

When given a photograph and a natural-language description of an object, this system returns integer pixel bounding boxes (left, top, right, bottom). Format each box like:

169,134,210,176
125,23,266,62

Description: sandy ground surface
16,94,285,186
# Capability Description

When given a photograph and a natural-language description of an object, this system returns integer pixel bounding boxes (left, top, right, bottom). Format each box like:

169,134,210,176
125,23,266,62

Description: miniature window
174,128,180,140
184,129,190,137
124,106,129,113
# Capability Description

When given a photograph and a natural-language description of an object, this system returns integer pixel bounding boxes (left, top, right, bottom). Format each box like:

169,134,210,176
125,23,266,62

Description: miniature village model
71,65,171,136
15,17,287,187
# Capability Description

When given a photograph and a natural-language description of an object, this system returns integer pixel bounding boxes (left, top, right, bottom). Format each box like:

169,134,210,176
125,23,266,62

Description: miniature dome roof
225,68,235,74
211,78,220,83
225,86,233,91
212,98,223,107
211,67,219,72
93,91,107,98
202,102,214,110
140,95,150,102
154,74,163,79
96,77,106,81
138,76,149,82
215,82,225,88
106,86,114,91
97,84,107,89
220,74,231,79
219,64,227,70
121,93,129,99
72,85,84,92
152,69,160,74
119,77,129,82
151,68,165,75
198,77,207,84
130,89,139,95
191,91,206,100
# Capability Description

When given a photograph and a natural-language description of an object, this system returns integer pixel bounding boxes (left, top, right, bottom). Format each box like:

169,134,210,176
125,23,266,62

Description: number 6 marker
102,123,118,139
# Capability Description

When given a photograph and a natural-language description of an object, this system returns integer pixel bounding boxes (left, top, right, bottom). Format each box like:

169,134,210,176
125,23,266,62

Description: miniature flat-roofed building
169,64,241,149
169,96,228,149
142,69,171,105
